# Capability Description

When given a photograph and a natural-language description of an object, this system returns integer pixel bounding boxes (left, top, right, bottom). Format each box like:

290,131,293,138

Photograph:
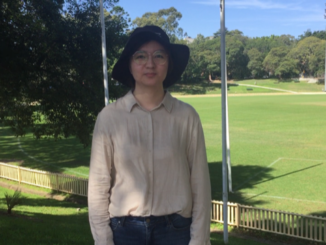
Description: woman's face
130,41,169,90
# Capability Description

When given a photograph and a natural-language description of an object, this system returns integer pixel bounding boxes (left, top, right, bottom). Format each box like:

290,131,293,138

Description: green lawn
0,186,93,245
0,126,90,177
234,79,324,93
1,84,326,245
0,186,270,245
170,78,325,95
1,90,326,216
179,94,326,216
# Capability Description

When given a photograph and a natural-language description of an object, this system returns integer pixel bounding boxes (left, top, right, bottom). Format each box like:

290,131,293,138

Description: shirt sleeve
187,116,212,245
88,112,114,245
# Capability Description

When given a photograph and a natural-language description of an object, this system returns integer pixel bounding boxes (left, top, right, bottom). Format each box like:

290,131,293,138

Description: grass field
0,186,271,245
170,78,325,95
0,126,90,177
1,84,326,217
179,94,326,216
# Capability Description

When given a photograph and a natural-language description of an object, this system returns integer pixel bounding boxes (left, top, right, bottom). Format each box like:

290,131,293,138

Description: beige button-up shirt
88,91,211,245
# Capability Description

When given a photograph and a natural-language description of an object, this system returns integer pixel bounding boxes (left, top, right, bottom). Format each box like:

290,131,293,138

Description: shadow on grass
308,211,326,218
0,185,91,244
0,194,85,209
0,207,93,245
169,82,238,95
0,126,90,175
209,161,272,206
253,163,323,186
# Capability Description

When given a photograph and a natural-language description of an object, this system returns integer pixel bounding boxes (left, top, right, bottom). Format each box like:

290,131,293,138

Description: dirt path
237,83,298,93
174,91,326,98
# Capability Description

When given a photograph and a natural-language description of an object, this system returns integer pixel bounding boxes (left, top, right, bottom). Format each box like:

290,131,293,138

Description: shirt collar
161,91,173,113
124,90,174,113
125,91,138,112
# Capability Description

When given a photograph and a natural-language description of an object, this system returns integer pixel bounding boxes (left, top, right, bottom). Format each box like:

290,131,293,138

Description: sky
116,0,326,39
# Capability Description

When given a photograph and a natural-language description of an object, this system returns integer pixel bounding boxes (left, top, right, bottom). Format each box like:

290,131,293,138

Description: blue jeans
110,214,191,245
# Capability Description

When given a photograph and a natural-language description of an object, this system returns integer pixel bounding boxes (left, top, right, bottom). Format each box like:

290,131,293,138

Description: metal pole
324,38,326,92
324,26,326,92
226,96,232,192
220,0,228,243
100,0,110,105
324,6,326,92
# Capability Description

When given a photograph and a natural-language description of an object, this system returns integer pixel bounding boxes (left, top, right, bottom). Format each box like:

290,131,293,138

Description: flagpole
226,96,232,192
324,4,326,92
100,0,109,106
220,0,229,243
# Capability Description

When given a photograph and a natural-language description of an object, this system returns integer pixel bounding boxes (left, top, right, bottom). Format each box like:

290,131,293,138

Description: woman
88,25,211,245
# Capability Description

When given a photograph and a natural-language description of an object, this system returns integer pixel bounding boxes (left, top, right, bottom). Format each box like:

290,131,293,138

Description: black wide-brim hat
112,25,190,88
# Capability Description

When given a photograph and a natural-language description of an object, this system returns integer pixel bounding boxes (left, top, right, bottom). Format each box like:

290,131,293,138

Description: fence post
235,203,240,227
17,166,21,184
56,174,59,191
323,221,326,242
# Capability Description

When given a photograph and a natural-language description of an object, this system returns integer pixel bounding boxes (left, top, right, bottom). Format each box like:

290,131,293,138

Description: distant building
184,36,194,44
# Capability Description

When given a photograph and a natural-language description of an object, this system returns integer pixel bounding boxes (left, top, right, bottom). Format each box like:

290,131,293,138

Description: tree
0,0,129,147
298,29,312,40
275,58,300,79
278,35,296,47
309,40,326,76
247,48,265,78
225,35,249,79
193,34,206,45
131,7,184,42
213,27,229,38
286,36,323,76
263,47,289,75
181,37,221,84
245,35,295,58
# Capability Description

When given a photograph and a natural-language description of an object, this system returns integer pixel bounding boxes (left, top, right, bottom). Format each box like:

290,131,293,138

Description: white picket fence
211,200,326,243
0,162,88,196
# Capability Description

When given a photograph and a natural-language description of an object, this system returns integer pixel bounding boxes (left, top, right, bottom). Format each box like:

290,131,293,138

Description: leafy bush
4,189,23,214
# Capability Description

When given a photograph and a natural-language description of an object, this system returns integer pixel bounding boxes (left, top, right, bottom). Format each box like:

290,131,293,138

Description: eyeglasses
132,50,168,65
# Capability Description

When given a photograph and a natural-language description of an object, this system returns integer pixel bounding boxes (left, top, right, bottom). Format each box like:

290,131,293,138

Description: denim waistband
111,213,182,224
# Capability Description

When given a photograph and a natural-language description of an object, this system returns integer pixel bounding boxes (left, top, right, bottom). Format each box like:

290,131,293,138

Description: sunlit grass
170,78,325,95
179,94,326,215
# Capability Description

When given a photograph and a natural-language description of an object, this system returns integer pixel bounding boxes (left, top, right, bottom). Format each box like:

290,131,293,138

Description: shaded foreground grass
0,184,272,245
0,125,90,177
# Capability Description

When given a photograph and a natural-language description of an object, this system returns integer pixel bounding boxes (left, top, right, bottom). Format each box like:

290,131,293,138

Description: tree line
183,29,325,83
1,1,325,146
129,7,326,82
